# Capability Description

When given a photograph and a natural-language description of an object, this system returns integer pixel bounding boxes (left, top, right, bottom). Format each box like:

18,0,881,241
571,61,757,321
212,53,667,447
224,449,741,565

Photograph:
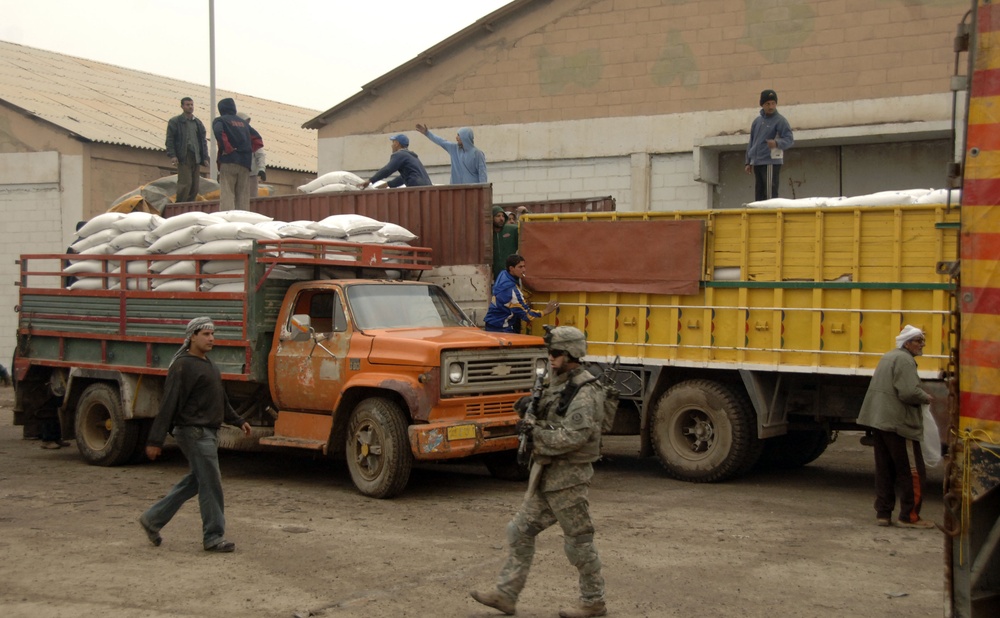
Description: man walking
360,134,432,188
213,98,261,210
745,89,794,202
415,123,487,184
472,326,608,618
139,317,251,552
857,324,936,529
165,97,209,203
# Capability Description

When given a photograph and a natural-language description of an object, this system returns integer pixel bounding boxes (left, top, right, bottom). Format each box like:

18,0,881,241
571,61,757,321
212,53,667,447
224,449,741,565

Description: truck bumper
408,417,519,460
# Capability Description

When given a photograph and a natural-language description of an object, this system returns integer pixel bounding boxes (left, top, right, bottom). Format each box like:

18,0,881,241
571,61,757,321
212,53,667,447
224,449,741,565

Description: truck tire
345,398,413,499
483,451,530,481
650,380,761,483
74,383,139,467
757,428,831,469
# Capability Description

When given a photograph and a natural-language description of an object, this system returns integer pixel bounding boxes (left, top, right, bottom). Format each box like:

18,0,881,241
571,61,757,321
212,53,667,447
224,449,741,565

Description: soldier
471,326,608,618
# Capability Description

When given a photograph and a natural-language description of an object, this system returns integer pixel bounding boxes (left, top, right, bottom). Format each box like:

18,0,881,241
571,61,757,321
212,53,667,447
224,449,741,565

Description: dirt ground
0,385,947,618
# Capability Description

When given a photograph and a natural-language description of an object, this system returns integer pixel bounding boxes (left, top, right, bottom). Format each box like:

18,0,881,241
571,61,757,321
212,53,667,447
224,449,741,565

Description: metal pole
208,0,217,181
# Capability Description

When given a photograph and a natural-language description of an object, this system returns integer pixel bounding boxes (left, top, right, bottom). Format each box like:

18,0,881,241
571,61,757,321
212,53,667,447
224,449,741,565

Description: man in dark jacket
212,98,262,210
165,97,209,203
360,134,432,189
139,317,251,552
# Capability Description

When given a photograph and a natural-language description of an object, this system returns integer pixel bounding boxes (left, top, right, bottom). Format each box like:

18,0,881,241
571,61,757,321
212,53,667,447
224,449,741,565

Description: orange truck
12,239,547,498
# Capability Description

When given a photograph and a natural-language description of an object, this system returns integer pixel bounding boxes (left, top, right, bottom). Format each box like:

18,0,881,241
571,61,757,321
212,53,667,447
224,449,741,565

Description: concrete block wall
490,157,632,208
650,154,710,212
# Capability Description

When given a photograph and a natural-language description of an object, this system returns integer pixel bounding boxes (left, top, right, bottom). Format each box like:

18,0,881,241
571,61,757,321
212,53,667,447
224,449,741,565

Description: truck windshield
346,284,474,330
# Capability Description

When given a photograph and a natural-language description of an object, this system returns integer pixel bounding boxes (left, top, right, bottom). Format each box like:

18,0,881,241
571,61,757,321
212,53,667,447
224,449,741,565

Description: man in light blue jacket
416,123,488,184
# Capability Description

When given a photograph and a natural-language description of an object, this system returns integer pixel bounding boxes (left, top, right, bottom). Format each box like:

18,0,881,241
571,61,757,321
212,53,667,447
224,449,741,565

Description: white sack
148,226,205,254
112,212,164,233
212,210,273,224
76,213,126,238
297,171,364,193
151,213,225,239
377,223,417,243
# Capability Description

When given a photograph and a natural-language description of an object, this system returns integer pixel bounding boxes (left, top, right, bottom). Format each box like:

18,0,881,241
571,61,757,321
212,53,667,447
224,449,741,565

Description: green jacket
857,347,931,441
492,222,519,280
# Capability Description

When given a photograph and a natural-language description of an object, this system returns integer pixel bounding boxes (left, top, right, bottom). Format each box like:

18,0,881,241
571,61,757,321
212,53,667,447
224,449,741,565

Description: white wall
318,93,954,214
0,152,83,368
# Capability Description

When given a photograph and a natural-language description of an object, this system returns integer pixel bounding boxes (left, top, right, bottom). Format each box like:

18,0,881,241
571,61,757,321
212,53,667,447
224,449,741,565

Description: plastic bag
921,404,942,467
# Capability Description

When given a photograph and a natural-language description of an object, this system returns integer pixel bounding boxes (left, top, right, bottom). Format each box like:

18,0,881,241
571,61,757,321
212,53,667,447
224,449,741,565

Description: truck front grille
441,348,546,396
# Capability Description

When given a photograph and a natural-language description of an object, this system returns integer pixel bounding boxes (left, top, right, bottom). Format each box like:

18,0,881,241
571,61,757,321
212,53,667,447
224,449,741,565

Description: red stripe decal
967,120,1000,149
962,339,1000,368
961,233,1000,260
970,67,1000,98
962,178,1000,206
979,3,1000,34
962,287,1000,315
960,391,1000,422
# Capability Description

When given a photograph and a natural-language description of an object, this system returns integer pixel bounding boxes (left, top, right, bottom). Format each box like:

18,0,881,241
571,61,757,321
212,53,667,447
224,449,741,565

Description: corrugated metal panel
164,185,493,267
0,40,318,173
496,196,616,215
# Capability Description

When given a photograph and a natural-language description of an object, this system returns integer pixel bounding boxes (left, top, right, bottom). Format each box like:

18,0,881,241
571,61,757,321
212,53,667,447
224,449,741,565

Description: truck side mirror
290,314,313,342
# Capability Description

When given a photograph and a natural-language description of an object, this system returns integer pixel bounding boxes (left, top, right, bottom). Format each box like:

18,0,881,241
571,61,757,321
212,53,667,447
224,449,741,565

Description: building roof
0,40,318,173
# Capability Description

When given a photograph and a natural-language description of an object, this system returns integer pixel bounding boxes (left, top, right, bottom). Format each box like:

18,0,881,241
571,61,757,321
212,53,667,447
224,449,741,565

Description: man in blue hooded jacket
213,98,262,210
744,89,794,202
416,123,488,184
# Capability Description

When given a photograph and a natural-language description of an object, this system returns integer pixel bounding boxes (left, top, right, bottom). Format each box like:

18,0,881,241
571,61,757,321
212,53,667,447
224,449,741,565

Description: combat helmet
544,326,587,360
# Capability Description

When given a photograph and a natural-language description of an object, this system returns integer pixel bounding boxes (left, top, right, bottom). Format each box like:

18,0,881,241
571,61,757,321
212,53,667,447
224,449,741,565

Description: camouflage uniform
496,365,606,604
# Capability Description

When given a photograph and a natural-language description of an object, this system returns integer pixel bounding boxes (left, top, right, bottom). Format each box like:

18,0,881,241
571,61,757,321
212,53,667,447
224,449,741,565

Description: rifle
516,367,546,466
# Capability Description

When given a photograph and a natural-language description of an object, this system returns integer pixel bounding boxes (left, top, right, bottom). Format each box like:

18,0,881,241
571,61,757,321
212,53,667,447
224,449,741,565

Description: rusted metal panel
496,195,616,215
166,185,492,267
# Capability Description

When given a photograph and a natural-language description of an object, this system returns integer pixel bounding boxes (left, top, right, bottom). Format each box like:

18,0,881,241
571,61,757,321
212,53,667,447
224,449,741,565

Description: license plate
447,425,477,441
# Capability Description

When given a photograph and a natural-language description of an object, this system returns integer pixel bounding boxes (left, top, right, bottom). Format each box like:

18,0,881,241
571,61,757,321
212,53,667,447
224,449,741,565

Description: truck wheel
650,380,761,483
483,451,530,481
345,398,413,499
757,428,831,469
74,383,139,467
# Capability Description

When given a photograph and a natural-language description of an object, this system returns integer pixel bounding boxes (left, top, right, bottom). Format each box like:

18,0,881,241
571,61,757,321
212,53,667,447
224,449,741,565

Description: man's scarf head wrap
170,317,215,366
895,324,924,348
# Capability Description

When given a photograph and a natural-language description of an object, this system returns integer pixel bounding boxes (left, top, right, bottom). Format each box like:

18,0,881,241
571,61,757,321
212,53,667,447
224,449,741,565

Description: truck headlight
448,362,465,384
534,358,547,375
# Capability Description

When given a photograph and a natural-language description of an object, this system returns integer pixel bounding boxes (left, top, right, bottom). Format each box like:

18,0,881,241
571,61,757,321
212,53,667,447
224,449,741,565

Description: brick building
306,0,968,211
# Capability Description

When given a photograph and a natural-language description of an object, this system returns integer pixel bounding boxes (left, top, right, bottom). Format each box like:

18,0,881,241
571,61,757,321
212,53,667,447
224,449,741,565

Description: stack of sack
63,211,418,292
297,171,368,194
745,188,961,209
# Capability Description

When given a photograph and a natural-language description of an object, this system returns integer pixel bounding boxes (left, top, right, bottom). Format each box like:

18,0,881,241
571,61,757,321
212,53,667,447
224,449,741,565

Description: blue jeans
141,426,226,549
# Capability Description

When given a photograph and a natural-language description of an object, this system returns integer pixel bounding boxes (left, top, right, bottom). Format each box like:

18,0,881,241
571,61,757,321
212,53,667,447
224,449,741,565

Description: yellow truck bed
520,203,959,378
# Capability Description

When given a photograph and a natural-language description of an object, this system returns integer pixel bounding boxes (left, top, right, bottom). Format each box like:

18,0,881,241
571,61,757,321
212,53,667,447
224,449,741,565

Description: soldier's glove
515,417,535,434
258,171,266,181
513,395,532,418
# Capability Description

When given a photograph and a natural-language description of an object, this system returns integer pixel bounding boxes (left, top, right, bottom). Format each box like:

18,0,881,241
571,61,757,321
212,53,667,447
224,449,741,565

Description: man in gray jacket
165,97,209,203
857,325,935,529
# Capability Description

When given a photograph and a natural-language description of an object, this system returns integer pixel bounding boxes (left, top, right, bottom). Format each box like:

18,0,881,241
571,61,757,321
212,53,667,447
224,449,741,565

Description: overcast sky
2,0,513,111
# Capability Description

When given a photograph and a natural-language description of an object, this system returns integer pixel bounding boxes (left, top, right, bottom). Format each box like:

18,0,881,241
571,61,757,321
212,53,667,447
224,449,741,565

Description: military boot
558,599,607,617
470,589,517,615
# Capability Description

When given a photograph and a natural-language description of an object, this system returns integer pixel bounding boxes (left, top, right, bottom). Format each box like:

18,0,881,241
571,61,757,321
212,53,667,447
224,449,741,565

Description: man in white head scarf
140,317,251,552
857,325,935,529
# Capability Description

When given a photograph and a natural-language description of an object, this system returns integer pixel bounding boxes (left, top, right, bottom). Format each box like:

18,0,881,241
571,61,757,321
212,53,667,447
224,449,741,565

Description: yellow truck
518,201,958,482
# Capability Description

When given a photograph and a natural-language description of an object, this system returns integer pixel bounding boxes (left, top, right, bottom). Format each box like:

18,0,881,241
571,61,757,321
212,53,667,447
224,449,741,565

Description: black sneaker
139,516,162,547
205,540,236,552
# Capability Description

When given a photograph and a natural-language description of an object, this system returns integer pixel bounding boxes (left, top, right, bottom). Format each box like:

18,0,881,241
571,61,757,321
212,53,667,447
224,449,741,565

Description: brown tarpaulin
519,219,705,295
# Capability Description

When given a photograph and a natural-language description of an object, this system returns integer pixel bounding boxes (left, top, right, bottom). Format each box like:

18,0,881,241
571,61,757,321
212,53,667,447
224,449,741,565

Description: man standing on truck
415,123,488,184
165,97,209,203
484,254,558,334
213,98,261,211
745,89,794,202
139,317,252,552
857,324,935,529
360,134,432,189
471,326,608,618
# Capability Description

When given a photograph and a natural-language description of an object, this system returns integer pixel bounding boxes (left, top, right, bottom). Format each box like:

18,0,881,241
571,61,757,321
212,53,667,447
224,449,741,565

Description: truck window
294,290,346,333
346,284,472,330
